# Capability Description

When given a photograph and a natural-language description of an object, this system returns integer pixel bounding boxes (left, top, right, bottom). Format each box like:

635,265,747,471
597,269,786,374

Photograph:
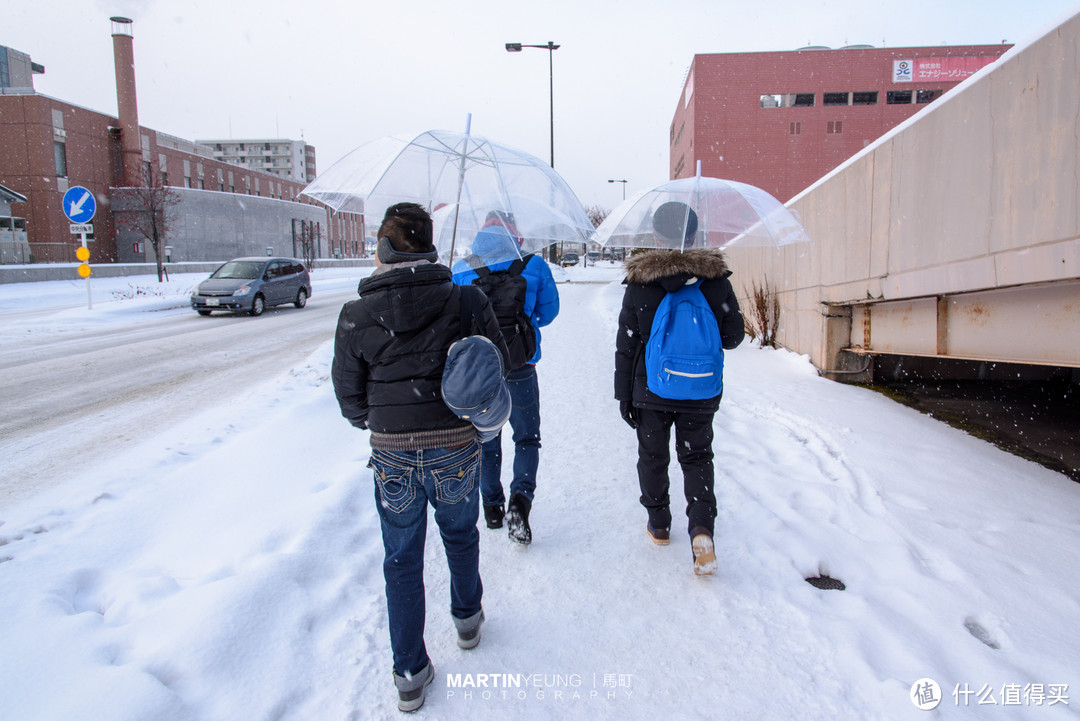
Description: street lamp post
608,179,628,200
506,41,560,262
505,42,560,168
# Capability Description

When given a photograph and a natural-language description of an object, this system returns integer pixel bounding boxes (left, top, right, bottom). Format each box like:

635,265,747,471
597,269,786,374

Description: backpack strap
458,284,488,338
507,254,532,276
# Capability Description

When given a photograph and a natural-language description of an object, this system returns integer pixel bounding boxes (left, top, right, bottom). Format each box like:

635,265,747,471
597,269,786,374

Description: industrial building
0,19,364,268
672,29,1079,477
710,12,1079,476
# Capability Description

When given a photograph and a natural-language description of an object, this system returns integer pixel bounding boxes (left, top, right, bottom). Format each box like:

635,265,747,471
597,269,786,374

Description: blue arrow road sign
63,186,96,223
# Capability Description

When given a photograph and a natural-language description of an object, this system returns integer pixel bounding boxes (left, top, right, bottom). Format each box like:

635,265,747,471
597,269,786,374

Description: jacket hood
624,248,730,287
356,262,456,334
471,225,522,260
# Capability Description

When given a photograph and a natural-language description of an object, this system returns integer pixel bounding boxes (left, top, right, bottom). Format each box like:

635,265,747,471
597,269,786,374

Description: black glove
619,401,639,430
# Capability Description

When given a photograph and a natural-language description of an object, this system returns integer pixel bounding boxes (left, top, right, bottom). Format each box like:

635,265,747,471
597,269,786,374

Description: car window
266,261,283,278
212,260,264,279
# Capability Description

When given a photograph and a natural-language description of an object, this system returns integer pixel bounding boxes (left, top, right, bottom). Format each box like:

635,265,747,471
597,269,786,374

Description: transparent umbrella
594,171,812,251
301,119,594,266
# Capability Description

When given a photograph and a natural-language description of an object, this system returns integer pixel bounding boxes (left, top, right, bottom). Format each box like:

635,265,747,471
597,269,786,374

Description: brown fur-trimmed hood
624,248,730,285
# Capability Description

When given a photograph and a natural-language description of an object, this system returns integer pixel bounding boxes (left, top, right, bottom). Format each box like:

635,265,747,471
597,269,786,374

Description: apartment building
197,138,317,184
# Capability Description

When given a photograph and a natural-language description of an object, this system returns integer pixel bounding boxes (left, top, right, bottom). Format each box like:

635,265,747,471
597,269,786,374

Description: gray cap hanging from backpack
441,286,512,443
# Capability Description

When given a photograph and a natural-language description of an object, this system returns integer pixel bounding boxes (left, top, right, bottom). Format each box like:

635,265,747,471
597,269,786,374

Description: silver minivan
190,257,312,316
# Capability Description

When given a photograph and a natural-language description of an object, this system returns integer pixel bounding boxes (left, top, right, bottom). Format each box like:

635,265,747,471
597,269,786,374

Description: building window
792,93,815,107
823,92,849,106
184,176,191,188
198,179,204,189
917,89,941,104
760,94,782,108
887,90,913,104
852,91,878,105
161,172,168,186
826,120,843,134
674,122,685,147
53,141,68,177
790,121,802,135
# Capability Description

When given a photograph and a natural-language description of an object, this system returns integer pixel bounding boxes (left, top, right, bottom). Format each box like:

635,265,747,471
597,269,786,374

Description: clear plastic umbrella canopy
301,126,595,266
594,175,812,251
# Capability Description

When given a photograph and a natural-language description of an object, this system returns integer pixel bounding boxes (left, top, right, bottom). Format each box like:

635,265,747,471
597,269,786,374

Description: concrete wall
724,11,1080,372
110,186,329,264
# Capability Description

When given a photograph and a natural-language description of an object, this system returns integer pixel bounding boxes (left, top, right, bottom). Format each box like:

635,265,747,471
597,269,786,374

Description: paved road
0,288,355,509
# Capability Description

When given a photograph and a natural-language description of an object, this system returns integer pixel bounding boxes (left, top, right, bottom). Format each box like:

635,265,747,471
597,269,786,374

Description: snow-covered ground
1,261,1078,720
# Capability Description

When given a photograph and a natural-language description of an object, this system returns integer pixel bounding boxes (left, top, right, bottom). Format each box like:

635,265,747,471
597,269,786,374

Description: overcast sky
5,0,1079,208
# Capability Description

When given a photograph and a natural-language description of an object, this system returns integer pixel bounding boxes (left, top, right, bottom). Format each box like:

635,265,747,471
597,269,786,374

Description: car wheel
250,294,265,316
294,288,308,308
196,309,212,316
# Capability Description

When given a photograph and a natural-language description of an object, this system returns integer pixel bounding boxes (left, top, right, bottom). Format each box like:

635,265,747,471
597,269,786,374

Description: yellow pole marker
76,240,92,307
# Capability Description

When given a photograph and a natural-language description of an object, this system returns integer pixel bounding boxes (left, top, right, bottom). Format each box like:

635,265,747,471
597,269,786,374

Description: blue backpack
644,280,725,400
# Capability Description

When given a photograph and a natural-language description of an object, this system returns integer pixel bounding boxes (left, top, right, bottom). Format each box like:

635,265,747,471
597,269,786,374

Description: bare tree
585,204,609,228
294,219,319,270
113,166,179,282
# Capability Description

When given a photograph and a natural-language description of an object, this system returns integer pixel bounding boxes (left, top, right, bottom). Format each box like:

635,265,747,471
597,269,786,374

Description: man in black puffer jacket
614,202,745,577
332,203,508,712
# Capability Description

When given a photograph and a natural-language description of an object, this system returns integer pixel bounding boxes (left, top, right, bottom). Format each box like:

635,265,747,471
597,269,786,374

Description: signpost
63,186,96,309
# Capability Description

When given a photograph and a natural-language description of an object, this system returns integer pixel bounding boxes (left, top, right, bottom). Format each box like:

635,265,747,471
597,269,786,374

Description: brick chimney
110,16,142,187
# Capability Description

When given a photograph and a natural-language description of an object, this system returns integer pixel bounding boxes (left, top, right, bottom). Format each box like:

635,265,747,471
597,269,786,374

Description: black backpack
468,255,537,370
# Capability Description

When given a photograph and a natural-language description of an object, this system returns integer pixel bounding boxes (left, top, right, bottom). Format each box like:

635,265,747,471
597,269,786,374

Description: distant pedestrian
332,202,508,712
614,202,745,575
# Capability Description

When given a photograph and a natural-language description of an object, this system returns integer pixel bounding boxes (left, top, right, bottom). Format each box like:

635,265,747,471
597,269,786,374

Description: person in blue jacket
452,211,560,545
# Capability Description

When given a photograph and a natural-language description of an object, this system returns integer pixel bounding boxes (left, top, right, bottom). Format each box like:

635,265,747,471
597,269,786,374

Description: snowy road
0,284,355,509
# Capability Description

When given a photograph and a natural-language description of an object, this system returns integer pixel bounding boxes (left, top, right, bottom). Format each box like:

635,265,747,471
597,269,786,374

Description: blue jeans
369,442,483,677
479,364,541,506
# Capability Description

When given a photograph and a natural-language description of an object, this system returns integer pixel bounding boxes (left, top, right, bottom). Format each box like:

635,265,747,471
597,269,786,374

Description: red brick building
0,21,364,266
671,45,1012,202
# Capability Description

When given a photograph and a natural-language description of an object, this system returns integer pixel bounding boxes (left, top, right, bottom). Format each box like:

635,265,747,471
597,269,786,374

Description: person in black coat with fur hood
614,202,745,576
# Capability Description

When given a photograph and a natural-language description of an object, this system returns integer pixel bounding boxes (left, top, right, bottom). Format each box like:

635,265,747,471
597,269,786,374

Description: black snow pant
635,408,717,537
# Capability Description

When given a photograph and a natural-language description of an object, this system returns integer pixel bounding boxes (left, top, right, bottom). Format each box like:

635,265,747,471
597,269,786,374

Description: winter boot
506,493,532,545
393,662,434,713
454,608,485,649
690,526,717,576
646,521,671,545
483,503,505,529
